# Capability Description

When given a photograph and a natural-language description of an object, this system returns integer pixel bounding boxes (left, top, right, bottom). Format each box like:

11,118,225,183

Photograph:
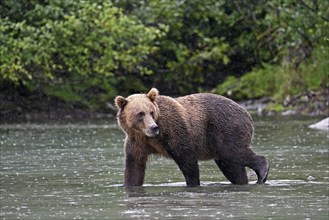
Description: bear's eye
137,112,145,119
150,111,154,118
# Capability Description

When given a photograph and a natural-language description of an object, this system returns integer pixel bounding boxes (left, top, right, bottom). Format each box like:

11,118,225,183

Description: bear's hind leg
215,159,248,185
171,156,200,187
248,155,269,184
177,160,200,187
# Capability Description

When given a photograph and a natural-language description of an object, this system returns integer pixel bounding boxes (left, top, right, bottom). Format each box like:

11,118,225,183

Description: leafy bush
214,64,279,100
214,46,329,101
0,0,328,111
0,1,165,106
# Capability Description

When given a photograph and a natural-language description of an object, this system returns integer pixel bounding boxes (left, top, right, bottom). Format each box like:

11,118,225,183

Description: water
0,116,328,219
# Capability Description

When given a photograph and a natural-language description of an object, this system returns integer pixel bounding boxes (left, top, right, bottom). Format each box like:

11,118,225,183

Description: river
0,116,328,219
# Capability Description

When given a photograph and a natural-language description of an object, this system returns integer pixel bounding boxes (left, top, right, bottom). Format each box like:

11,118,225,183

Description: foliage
265,103,285,113
0,0,328,110
114,0,329,95
0,0,165,106
275,46,329,100
214,46,329,101
114,0,257,93
214,64,279,100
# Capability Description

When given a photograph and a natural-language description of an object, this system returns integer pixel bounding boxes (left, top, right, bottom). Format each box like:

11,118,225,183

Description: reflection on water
0,116,328,219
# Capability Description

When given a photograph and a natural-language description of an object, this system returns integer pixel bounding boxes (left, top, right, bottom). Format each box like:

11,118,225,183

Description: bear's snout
151,124,159,133
144,123,159,137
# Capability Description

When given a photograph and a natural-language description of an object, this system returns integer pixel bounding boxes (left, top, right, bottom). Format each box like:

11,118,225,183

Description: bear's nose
151,124,159,133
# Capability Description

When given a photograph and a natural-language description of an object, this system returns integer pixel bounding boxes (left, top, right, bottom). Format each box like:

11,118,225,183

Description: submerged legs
215,147,269,185
248,155,269,184
215,159,248,184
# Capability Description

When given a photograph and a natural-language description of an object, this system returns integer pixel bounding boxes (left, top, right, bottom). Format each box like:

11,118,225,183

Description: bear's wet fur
115,88,269,187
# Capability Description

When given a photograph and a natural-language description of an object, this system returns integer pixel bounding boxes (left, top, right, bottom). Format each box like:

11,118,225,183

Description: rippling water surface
0,116,328,219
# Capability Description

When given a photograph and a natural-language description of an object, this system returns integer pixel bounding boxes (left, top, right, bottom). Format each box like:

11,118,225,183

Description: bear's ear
114,96,128,109
147,88,159,102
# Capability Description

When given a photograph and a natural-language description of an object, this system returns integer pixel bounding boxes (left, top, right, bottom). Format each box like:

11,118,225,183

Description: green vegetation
1,0,328,110
214,46,329,101
0,0,165,108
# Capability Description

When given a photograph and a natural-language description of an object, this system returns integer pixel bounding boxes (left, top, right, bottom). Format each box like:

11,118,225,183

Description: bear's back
175,93,251,121
157,93,254,149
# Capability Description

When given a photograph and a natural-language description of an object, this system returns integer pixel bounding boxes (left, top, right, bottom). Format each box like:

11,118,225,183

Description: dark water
0,116,328,219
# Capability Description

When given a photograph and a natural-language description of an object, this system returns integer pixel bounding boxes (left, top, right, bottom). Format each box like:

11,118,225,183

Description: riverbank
1,88,328,123
0,87,114,123
240,89,329,116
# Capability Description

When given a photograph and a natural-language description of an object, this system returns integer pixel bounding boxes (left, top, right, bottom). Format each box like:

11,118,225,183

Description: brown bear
115,88,269,187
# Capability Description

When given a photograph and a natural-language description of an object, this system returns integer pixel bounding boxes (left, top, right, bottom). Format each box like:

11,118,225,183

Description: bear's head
114,88,160,137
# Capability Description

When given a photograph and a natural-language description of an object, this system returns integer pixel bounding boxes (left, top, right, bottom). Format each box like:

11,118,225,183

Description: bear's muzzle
144,123,159,137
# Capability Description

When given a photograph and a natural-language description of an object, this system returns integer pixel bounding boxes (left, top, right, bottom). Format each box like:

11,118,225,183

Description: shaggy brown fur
115,88,269,187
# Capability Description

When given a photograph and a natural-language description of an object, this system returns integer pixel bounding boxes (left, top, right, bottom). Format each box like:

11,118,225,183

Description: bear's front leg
124,141,148,187
124,153,147,186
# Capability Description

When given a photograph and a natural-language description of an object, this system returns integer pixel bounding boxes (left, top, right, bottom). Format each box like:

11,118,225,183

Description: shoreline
1,89,328,124
239,89,328,117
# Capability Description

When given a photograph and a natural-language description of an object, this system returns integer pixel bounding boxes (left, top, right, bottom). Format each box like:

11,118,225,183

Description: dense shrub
0,0,327,109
